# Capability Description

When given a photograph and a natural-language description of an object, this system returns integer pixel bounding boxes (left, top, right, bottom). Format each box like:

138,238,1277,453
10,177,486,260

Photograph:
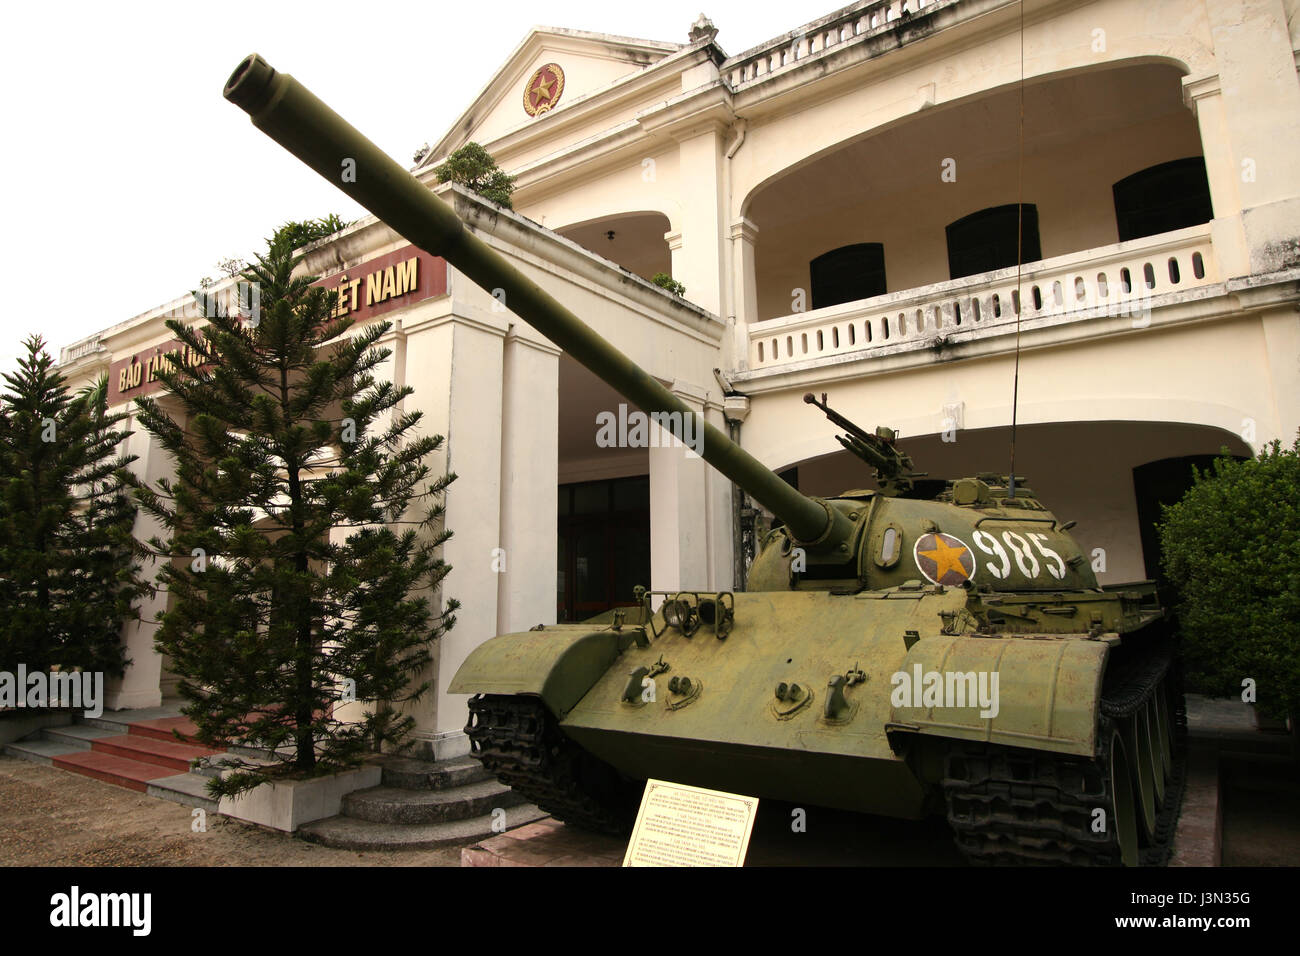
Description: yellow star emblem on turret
915,533,974,585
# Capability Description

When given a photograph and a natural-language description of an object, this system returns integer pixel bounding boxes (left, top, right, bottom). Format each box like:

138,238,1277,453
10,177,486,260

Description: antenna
1008,0,1026,499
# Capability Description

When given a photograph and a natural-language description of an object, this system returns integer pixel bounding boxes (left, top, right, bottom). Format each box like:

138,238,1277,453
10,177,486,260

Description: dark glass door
557,475,650,622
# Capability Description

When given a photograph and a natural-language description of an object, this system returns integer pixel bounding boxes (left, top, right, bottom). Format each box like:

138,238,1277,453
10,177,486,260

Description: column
648,384,712,595
703,402,737,591
496,329,560,634
397,305,507,759
1191,0,1300,275
672,127,728,316
728,216,760,370
1183,75,1249,278
104,414,168,710
664,229,684,287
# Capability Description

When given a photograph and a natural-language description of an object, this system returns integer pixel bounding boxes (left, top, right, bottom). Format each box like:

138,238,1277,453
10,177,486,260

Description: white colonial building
58,0,1300,759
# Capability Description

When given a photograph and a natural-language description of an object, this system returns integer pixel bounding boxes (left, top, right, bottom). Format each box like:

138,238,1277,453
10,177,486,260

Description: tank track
465,694,637,834
942,646,1187,866
468,653,1189,865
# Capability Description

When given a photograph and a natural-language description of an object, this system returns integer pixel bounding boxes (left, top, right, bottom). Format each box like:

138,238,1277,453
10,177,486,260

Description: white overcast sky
0,0,790,379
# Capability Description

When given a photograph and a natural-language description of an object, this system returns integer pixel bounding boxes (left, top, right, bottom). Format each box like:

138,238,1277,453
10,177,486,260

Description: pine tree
0,337,143,676
128,231,457,797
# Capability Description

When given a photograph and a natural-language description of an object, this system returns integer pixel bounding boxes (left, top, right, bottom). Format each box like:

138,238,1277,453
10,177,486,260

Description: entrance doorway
557,475,651,622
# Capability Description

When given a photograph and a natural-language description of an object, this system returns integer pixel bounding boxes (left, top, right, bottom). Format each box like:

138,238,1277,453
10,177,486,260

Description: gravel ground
0,755,463,867
0,751,961,867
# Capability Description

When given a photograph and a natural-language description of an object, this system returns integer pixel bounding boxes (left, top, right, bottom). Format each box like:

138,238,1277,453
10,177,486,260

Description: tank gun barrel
223,54,853,550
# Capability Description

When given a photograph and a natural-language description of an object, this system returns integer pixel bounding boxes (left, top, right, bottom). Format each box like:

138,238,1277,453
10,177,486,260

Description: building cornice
1181,72,1221,121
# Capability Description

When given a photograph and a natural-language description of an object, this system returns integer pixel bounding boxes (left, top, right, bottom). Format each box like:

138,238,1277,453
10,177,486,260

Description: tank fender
886,635,1109,757
448,625,644,719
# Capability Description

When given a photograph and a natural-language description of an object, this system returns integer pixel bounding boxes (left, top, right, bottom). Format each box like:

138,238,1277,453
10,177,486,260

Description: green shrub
434,143,516,209
1158,435,1300,719
651,273,685,297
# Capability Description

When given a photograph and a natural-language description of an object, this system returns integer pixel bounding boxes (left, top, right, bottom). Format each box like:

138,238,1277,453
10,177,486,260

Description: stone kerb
216,764,383,833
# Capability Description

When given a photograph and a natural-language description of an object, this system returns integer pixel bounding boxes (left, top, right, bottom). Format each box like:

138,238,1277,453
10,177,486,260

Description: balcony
722,0,956,90
745,225,1217,373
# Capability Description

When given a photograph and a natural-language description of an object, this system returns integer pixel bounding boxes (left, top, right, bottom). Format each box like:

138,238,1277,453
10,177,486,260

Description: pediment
420,27,679,168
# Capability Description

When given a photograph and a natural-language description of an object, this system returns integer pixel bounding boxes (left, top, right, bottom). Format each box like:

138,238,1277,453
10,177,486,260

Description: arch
555,210,674,283
745,396,1264,476
554,209,678,235
737,56,1200,223
739,58,1207,319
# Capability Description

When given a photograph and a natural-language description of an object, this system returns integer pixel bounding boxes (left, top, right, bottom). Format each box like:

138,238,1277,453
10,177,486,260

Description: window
810,243,887,310
946,204,1041,280
1112,157,1213,243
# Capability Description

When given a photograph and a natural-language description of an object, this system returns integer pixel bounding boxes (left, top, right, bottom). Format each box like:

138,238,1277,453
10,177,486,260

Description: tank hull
454,586,1115,819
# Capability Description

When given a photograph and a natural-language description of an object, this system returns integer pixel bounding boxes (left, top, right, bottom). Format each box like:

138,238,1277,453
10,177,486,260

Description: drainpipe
714,367,750,591
721,119,747,358
726,119,748,160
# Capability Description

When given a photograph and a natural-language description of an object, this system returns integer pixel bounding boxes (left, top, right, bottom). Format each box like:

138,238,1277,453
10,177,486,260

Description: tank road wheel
1144,698,1168,803
1153,685,1174,782
1125,707,1160,840
465,694,640,835
1107,728,1141,867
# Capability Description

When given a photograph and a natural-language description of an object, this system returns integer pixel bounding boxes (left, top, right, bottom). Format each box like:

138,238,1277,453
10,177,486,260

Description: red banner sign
107,247,447,405
312,247,446,323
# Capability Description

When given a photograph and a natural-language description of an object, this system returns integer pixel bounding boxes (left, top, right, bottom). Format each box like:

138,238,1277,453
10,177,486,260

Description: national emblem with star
912,532,976,586
523,63,565,117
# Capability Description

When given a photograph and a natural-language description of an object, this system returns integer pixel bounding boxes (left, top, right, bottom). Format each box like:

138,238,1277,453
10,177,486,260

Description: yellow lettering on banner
335,275,350,317
366,270,382,306
396,258,418,296
349,277,361,310
381,266,396,301
119,368,129,393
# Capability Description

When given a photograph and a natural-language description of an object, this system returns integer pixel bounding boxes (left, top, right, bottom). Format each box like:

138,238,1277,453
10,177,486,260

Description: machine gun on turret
802,393,918,496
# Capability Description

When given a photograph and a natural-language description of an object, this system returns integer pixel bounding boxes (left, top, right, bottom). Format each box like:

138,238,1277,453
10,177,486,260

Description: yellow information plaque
622,778,759,867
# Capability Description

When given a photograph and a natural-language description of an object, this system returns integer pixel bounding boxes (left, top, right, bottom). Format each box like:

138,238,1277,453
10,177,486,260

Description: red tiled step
52,751,176,792
91,734,221,773
127,716,212,748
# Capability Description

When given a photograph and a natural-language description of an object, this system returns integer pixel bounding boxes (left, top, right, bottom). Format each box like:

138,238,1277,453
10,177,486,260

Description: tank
224,54,1185,865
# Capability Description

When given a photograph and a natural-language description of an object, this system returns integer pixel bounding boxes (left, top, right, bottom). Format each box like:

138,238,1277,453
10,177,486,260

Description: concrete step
342,779,526,825
380,755,492,791
77,714,135,735
298,803,549,850
4,737,84,764
146,771,220,813
51,750,176,791
75,703,187,736
90,734,221,773
127,716,209,747
43,725,120,750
